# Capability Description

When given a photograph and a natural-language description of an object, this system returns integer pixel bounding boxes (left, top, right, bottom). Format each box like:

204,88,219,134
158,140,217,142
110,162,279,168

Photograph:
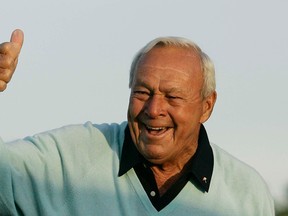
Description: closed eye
166,94,185,105
166,95,182,100
167,95,179,99
134,90,149,95
132,90,150,101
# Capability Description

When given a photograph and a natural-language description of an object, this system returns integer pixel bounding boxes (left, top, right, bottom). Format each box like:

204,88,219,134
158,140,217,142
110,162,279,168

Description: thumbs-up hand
0,29,24,92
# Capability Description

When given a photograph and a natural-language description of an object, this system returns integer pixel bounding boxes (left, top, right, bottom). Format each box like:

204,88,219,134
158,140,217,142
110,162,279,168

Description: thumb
10,29,24,49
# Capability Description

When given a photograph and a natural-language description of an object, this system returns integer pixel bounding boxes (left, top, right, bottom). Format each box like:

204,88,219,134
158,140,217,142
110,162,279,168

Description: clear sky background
1,0,287,204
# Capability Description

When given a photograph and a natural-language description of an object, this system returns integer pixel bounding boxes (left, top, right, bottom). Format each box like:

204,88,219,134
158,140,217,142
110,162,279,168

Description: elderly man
0,30,274,215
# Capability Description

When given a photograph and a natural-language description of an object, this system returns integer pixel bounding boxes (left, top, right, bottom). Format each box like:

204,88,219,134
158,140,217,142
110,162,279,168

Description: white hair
129,37,216,98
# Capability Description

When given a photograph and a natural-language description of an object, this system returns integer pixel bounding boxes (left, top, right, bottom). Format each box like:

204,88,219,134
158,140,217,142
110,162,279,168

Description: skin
0,29,24,92
128,45,216,195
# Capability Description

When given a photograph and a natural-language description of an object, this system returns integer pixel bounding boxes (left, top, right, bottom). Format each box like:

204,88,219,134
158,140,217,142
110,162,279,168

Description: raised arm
0,29,24,91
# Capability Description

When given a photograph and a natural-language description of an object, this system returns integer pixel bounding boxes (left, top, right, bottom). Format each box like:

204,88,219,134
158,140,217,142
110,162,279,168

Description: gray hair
129,37,216,98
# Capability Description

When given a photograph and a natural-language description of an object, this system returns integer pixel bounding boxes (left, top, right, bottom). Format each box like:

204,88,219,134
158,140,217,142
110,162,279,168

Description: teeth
146,125,166,131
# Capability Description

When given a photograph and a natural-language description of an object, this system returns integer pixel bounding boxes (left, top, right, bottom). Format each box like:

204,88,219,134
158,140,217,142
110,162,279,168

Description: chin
140,146,170,163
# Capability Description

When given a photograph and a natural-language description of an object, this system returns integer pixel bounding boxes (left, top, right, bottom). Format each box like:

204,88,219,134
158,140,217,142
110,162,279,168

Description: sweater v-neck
126,168,193,215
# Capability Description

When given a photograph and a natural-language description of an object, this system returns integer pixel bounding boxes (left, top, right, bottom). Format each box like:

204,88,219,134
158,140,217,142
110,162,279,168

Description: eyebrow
165,87,184,94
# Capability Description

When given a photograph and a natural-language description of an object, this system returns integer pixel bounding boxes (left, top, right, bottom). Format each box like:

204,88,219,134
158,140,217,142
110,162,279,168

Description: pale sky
1,0,287,204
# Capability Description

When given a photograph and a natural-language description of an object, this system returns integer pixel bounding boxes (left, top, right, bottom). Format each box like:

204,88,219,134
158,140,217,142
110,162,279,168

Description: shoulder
91,121,127,144
210,143,274,214
211,143,267,186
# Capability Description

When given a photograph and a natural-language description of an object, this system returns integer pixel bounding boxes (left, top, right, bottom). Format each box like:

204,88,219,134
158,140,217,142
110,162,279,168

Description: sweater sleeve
0,137,18,215
0,122,112,215
0,127,76,215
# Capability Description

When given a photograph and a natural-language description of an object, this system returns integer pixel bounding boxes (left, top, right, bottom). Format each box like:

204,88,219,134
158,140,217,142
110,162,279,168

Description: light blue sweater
0,122,274,215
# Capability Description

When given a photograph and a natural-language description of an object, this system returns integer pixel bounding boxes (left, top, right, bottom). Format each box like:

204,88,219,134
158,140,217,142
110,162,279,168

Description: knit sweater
0,122,274,215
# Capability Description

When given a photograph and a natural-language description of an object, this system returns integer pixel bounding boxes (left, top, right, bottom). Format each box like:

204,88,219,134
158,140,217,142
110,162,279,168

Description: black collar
118,124,214,192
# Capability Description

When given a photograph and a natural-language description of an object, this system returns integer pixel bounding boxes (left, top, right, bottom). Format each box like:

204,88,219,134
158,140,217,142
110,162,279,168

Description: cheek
128,98,144,119
172,105,203,130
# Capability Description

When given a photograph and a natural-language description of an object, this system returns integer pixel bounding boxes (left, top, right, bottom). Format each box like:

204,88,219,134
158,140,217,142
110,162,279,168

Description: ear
200,91,217,123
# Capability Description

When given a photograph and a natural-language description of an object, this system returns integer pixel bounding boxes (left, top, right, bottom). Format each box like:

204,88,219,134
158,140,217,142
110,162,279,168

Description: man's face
128,46,214,165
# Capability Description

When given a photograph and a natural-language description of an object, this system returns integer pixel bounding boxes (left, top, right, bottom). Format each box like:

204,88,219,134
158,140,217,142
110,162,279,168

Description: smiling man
0,30,274,215
127,43,216,195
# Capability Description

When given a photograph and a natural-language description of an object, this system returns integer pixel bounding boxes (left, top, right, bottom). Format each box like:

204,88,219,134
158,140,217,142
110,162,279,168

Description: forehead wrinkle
139,65,192,77
134,70,194,96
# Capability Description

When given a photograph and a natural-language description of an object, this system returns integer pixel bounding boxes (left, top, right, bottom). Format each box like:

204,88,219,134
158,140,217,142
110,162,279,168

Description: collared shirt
118,124,214,211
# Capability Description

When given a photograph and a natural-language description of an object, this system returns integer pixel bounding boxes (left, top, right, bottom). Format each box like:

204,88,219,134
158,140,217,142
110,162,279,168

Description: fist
0,29,24,92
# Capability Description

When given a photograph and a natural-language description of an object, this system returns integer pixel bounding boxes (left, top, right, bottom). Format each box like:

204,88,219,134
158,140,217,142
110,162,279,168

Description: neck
148,145,197,196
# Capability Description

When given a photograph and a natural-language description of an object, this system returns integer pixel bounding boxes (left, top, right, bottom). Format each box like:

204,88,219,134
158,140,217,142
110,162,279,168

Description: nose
144,94,167,118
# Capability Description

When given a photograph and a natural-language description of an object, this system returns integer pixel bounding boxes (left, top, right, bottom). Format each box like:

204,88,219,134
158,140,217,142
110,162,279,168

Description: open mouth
144,124,171,135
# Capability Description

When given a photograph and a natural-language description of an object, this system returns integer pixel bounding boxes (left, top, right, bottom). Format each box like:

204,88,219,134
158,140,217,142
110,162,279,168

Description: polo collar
118,124,214,192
